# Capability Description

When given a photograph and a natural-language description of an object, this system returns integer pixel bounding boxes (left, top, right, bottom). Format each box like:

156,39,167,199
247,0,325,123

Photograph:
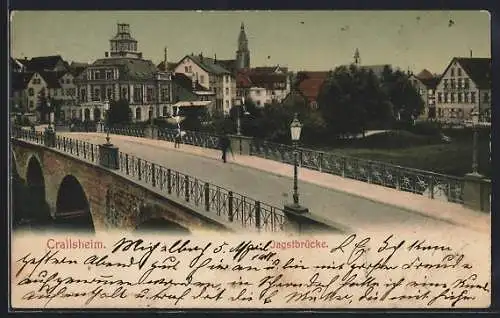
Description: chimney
164,47,168,71
105,52,109,57
470,49,473,58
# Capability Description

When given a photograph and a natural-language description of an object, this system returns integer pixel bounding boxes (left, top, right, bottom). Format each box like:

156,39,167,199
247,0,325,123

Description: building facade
173,54,235,114
434,57,491,122
236,66,291,107
409,69,439,119
74,23,173,122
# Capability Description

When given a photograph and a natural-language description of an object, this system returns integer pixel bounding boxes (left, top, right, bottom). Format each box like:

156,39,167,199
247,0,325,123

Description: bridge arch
55,175,95,233
135,217,190,234
23,155,52,225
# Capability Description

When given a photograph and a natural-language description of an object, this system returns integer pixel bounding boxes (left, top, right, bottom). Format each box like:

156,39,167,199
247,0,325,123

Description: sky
10,10,491,74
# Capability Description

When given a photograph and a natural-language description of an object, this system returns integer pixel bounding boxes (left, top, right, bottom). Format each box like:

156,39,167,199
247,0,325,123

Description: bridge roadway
58,132,489,236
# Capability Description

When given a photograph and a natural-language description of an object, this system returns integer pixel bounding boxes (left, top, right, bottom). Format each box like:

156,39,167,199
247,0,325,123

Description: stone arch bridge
11,139,236,234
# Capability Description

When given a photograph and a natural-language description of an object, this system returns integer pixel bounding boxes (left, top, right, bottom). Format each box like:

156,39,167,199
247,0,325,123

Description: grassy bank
312,130,491,178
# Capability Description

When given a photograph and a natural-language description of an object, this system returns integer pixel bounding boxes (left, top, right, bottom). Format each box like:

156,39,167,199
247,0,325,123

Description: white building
173,53,236,114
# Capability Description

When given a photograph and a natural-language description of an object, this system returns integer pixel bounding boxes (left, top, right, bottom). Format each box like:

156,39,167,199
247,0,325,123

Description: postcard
9,10,492,310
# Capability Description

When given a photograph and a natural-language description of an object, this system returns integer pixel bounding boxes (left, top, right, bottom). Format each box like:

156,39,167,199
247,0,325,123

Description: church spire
354,48,361,66
236,22,250,70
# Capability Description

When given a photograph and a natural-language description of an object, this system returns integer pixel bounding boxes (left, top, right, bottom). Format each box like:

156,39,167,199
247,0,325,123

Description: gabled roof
252,65,288,74
217,59,237,74
455,57,491,89
411,69,440,89
10,57,27,71
295,71,330,101
172,73,208,92
84,58,160,81
24,55,67,72
183,54,232,75
39,71,62,89
11,72,34,90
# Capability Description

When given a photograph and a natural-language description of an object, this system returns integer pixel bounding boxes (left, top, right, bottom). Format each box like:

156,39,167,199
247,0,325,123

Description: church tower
236,22,250,70
108,23,142,59
353,48,361,66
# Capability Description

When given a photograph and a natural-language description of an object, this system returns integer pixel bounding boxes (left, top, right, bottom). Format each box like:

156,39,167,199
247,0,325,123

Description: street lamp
236,96,250,136
471,108,480,174
290,113,303,206
47,98,55,131
103,100,111,145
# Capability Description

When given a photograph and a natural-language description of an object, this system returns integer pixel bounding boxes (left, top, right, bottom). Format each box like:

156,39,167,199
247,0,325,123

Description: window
61,89,65,96
162,106,168,117
443,79,448,89
188,66,192,73
106,71,113,80
450,93,455,103
450,79,455,89
81,89,86,101
458,92,462,103
185,66,189,73
121,87,128,99
471,92,476,103
161,87,170,101
256,100,261,106
107,88,113,100
464,78,470,89
457,78,462,89
437,92,442,103
28,88,34,96
135,107,142,120
93,88,100,101
458,68,462,76
134,86,143,103
451,68,455,77
225,88,229,95
310,101,318,109
200,75,204,84
147,87,154,102
464,92,469,103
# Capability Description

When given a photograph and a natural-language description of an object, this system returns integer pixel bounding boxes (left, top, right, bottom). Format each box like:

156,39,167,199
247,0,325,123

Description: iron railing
157,127,221,150
250,139,465,204
11,126,286,232
51,123,468,204
108,126,145,138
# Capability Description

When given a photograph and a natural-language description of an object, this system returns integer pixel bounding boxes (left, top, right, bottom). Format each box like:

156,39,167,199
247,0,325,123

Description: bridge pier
228,134,253,155
283,204,347,234
44,128,56,147
463,173,491,212
99,144,120,169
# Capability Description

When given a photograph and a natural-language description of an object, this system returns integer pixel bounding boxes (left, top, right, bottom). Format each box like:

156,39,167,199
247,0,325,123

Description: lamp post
103,100,111,145
236,96,250,136
290,113,303,206
471,108,479,174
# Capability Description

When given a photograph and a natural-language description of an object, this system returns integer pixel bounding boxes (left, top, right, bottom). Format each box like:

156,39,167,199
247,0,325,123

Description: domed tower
236,22,250,70
108,23,142,59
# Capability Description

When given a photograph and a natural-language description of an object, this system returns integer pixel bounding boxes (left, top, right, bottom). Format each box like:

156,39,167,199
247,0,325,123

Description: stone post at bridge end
463,172,491,212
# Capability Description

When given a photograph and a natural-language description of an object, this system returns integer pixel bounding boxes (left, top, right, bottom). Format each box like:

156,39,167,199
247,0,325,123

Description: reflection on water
11,173,95,234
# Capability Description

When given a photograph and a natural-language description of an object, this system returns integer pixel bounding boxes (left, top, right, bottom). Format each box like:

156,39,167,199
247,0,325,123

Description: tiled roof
188,55,232,75
172,73,208,92
157,61,177,72
39,71,62,89
236,72,252,88
298,77,328,100
455,57,491,89
88,58,159,81
416,69,434,80
24,55,66,72
11,72,34,90
217,59,237,74
248,73,287,90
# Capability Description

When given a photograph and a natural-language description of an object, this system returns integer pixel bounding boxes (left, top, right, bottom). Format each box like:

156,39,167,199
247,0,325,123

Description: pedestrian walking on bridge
219,134,231,163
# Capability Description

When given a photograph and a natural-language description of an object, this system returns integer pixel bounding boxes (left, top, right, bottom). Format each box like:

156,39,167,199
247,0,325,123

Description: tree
107,99,132,125
317,65,391,138
380,66,424,122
